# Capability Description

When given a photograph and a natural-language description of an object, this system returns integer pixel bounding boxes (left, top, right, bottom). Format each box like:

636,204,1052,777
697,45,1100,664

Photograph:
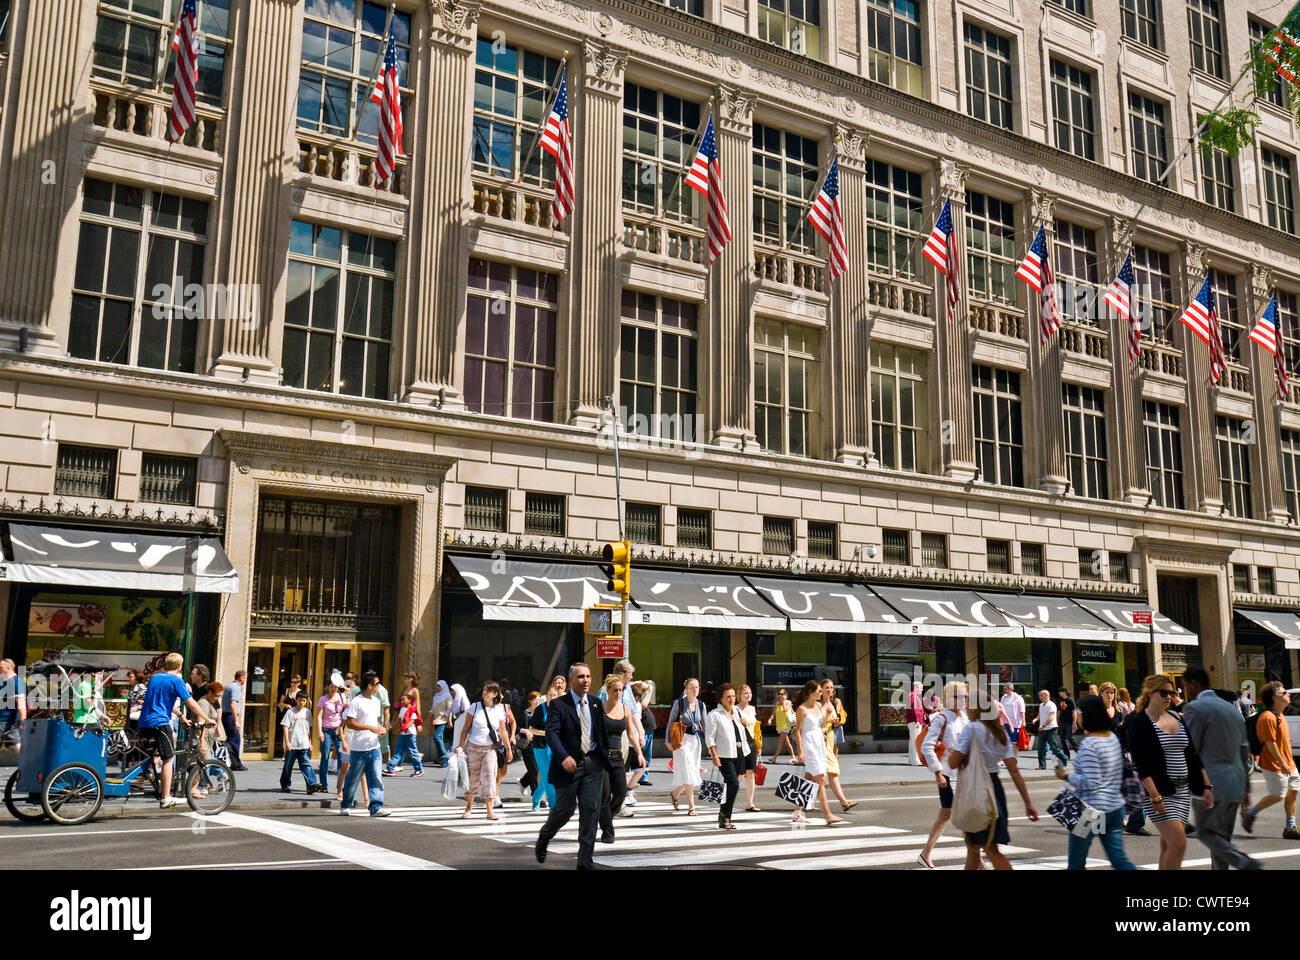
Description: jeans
537,753,605,868
718,756,742,822
385,732,423,773
1059,725,1077,757
221,714,242,767
1067,808,1136,870
639,731,654,783
600,752,628,840
533,746,556,810
430,724,450,766
318,728,342,788
1037,728,1069,768
341,748,385,814
281,748,318,789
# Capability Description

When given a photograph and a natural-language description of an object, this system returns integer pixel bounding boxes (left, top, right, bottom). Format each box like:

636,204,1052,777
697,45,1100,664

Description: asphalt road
7,778,1300,870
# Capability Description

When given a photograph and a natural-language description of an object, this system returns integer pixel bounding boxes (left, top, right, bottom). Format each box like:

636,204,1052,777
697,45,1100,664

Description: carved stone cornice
581,40,628,97
716,82,754,134
429,0,481,50
939,158,968,197
833,124,867,172
1135,535,1234,567
219,430,455,485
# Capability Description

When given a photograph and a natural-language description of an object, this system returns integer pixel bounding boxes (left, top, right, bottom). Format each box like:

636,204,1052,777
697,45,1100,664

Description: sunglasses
1155,689,1175,698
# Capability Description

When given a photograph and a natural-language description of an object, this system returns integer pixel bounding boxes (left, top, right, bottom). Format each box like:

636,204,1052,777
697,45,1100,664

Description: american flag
167,0,199,143
1180,275,1226,384
540,68,574,225
923,198,953,273
1250,293,1290,400
1105,253,1141,363
369,33,404,185
1016,226,1060,343
685,115,731,265
807,158,847,284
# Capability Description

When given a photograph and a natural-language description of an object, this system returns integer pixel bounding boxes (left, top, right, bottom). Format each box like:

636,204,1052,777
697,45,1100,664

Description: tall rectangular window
1210,269,1244,363
1109,552,1131,582
93,0,228,104
70,179,207,373
1283,429,1300,522
1050,59,1096,161
865,0,923,96
963,24,1014,131
755,319,821,458
627,503,663,544
1121,0,1161,48
1232,563,1252,593
140,453,197,506
1053,220,1099,324
758,0,822,58
465,487,507,532
870,342,929,472
965,191,1017,305
622,84,701,223
1281,290,1300,396
1216,416,1253,518
1049,0,1088,16
464,259,557,421
1259,567,1276,594
1021,543,1044,576
677,508,712,549
1129,92,1169,185
1079,548,1103,580
763,517,796,555
1133,244,1177,341
1063,383,1108,499
921,533,947,567
1143,401,1185,509
299,2,410,146
882,528,909,564
1186,0,1224,78
973,364,1024,487
284,221,394,399
1263,148,1296,235
55,445,117,500
865,161,924,280
753,124,819,253
1200,146,1236,212
986,539,1010,573
1252,19,1288,110
620,291,699,440
808,521,838,559
524,492,565,537
471,39,561,185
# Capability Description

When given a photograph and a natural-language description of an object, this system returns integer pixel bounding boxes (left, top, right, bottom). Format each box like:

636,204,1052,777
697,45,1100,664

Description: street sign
596,636,626,659
1131,610,1154,625
585,606,617,637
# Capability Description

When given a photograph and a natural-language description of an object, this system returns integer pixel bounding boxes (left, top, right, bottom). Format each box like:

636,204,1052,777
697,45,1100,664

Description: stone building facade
1,0,1300,754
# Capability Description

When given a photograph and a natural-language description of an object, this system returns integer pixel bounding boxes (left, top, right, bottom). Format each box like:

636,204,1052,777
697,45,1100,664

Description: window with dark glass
921,533,947,568
1263,148,1296,235
763,517,796,555
1050,59,1096,160
655,0,704,15
1232,563,1251,593
808,521,837,560
1143,401,1184,509
464,258,557,422
870,342,929,472
93,0,229,105
1078,548,1103,580
865,0,923,95
1109,551,1131,582
965,191,1017,304
140,453,197,506
620,291,698,440
1281,291,1300,390
986,539,1010,573
677,508,712,549
753,125,820,253
973,364,1024,487
1186,0,1224,78
866,161,924,280
1216,416,1253,518
1053,220,1098,324
882,528,909,564
1129,92,1169,185
54,445,117,500
524,492,565,537
622,84,701,223
1133,245,1177,342
284,220,394,399
70,179,207,373
1200,146,1236,212
1284,429,1300,521
1021,543,1044,576
471,39,560,185
963,23,1014,131
465,487,507,532
1048,0,1088,16
1252,19,1288,110
627,503,662,544
1210,269,1244,362
755,319,821,458
1259,567,1276,594
1063,383,1108,499
1121,0,1161,48
758,0,822,58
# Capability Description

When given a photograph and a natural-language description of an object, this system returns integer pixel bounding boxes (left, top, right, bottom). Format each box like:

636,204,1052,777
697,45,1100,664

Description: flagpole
350,3,397,144
518,54,570,179
660,99,713,223
789,147,837,251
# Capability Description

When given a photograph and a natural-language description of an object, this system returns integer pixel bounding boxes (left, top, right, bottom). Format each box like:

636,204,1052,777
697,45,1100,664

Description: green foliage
1197,7,1300,157
1198,109,1260,155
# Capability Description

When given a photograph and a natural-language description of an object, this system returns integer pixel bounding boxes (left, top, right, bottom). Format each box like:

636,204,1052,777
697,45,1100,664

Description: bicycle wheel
184,759,234,815
42,763,104,826
4,770,46,823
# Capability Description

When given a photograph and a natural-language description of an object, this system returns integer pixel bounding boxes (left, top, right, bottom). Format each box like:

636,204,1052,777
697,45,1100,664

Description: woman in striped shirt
1056,695,1136,870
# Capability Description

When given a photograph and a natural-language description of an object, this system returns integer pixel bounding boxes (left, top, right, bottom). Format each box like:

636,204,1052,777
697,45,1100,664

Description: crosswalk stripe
1139,846,1300,869
185,812,453,870
762,843,1038,870
545,823,902,855
489,821,797,844
442,813,796,836
593,828,931,868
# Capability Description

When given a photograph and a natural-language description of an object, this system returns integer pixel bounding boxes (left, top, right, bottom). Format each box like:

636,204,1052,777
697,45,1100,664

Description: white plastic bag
441,758,459,800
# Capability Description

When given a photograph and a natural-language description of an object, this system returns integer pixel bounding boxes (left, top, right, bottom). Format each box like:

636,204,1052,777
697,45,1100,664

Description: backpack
1246,711,1264,757
950,724,998,834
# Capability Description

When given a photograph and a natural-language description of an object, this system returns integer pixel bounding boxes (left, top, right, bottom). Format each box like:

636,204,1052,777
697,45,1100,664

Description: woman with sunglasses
917,680,971,868
1127,674,1204,869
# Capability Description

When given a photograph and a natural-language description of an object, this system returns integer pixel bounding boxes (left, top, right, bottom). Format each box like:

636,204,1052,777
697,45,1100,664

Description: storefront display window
1073,641,1125,691
980,637,1062,722
874,635,965,738
752,631,851,714
24,589,189,672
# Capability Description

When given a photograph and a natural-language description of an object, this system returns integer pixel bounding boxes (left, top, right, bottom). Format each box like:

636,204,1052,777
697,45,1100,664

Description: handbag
775,770,817,809
476,702,508,766
699,765,725,804
1047,788,1106,838
668,696,688,752
1017,726,1030,751
1121,757,1145,816
915,712,947,765
755,761,768,786
950,727,998,833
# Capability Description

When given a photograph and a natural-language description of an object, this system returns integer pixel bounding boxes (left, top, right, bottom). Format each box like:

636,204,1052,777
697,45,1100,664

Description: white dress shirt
1000,692,1026,729
922,708,968,778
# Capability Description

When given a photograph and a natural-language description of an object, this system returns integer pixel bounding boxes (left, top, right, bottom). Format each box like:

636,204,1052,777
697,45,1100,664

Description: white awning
448,555,619,623
625,569,786,630
1071,598,1200,645
1236,608,1300,649
2,523,238,593
745,576,914,634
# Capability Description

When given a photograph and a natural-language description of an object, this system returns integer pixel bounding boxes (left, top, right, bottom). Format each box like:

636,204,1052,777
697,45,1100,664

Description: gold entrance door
271,642,314,759
311,644,355,760
243,644,276,760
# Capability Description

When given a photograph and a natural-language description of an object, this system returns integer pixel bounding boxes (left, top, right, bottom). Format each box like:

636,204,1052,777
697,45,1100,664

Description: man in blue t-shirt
0,658,27,755
139,652,213,808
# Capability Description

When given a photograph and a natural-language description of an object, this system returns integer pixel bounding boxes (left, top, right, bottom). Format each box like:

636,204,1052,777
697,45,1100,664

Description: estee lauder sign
263,462,421,490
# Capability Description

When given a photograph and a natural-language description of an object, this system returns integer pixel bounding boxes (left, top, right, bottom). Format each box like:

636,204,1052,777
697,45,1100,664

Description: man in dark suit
536,662,612,869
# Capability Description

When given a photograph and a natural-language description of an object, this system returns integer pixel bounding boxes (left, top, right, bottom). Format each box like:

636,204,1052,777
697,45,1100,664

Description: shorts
0,718,20,747
742,748,757,773
938,780,954,809
1262,767,1300,797
139,725,176,763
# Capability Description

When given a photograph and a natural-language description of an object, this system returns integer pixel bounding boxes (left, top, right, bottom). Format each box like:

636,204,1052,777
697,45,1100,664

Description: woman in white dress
793,680,844,826
667,677,705,815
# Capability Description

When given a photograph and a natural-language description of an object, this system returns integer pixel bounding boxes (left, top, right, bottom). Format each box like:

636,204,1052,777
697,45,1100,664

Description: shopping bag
1047,788,1105,838
441,758,460,800
213,741,231,766
1016,727,1030,751
699,766,725,804
1121,758,1145,816
775,771,816,809
950,732,997,833
754,762,768,786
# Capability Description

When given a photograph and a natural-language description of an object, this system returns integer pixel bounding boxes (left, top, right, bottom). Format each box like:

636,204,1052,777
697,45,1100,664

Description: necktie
579,697,592,753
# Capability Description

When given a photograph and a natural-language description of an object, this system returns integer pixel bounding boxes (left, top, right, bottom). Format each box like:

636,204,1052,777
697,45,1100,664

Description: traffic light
602,540,631,602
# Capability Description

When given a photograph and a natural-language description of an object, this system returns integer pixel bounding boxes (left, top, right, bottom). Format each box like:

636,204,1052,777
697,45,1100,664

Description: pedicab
3,660,235,825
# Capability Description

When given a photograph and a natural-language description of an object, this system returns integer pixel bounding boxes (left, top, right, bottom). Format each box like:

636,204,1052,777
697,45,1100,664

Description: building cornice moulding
219,430,457,479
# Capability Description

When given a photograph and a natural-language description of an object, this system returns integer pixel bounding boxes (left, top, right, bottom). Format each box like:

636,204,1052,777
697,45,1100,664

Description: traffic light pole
606,395,629,659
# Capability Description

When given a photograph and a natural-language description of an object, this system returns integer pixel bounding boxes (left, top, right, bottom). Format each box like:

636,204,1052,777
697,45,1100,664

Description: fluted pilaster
1110,217,1147,504
828,126,869,466
1181,241,1223,514
211,0,303,382
710,83,758,451
405,0,480,406
1249,265,1289,523
0,0,98,353
568,40,626,428
1029,191,1068,494
935,159,976,480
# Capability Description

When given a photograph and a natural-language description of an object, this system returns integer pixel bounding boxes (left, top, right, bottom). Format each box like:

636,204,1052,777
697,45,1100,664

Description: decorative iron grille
920,533,947,568
762,517,795,555
882,528,909,565
807,521,837,559
140,453,197,505
54,444,116,499
986,539,1010,573
626,503,661,544
465,486,507,532
1021,543,1044,576
524,492,565,537
676,508,712,549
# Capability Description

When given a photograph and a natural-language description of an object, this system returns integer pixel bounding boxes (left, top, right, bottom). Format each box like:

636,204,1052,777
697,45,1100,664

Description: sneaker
382,770,396,777
390,766,403,772
1284,827,1300,840
624,795,638,806
159,797,179,809
371,809,392,818
1240,808,1257,834
617,807,635,818
339,808,352,816
411,771,424,778
639,779,652,786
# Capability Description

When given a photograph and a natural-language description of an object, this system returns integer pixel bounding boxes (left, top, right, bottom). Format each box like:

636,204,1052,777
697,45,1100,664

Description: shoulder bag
950,726,998,834
916,711,947,765
476,702,508,766
668,696,688,752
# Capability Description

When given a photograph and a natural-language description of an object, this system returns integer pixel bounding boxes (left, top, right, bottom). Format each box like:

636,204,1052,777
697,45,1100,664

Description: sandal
459,811,473,819
672,795,680,811
687,809,698,816
745,806,762,812
841,801,858,812
826,816,846,826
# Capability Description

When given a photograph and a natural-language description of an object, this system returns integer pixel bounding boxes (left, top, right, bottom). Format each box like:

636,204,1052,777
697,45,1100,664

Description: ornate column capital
833,124,868,172
1109,215,1134,264
716,83,755,135
429,0,481,50
1182,241,1208,282
938,158,968,196
1030,189,1056,227
1251,264,1275,300
581,40,628,97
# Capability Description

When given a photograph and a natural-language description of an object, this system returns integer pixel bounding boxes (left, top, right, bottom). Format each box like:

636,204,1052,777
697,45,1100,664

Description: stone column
210,0,304,383
1109,218,1147,504
566,40,626,428
1028,191,1068,493
1181,242,1223,513
404,0,480,407
934,160,976,480
710,84,758,451
0,0,98,354
1248,265,1289,522
826,126,870,466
